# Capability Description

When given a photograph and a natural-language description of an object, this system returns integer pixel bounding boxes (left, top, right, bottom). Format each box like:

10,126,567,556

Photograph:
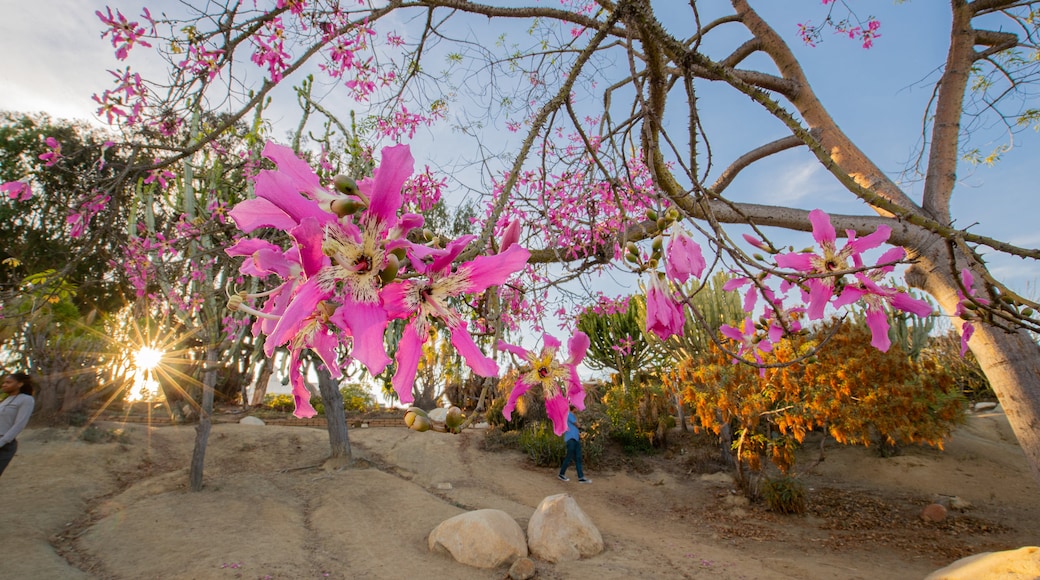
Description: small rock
508,557,537,580
921,503,948,522
973,401,998,412
948,496,972,511
436,482,453,490
239,416,265,426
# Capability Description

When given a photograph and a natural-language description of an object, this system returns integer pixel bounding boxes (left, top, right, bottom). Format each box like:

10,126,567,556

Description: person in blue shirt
558,404,590,484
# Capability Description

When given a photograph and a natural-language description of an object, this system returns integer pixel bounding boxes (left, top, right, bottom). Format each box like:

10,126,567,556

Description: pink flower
1,181,32,201
720,317,776,376
665,224,706,285
382,238,531,403
831,246,933,351
775,209,891,320
645,275,684,341
498,331,590,435
39,137,63,167
954,269,989,356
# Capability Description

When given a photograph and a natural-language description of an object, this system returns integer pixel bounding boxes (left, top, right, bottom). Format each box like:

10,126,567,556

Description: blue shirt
564,411,579,442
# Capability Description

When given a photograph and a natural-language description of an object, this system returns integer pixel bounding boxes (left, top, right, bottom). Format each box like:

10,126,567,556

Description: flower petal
228,197,298,232
363,144,413,223
450,320,498,377
864,307,892,352
545,393,570,436
808,209,835,247
390,321,424,404
330,298,391,376
458,244,531,294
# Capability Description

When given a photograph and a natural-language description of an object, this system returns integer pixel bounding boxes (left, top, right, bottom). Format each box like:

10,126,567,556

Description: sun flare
134,346,164,371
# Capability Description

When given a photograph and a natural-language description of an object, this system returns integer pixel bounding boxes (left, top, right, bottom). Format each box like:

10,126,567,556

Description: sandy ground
1,407,1037,580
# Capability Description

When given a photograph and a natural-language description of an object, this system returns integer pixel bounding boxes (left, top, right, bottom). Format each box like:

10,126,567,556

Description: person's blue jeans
559,438,584,479
0,440,18,477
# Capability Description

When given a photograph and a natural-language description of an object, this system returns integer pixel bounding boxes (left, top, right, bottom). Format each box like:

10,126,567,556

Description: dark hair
8,372,34,396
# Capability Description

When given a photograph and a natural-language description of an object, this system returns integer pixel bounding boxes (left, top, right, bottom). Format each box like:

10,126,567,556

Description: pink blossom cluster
178,44,225,82
67,192,111,239
93,68,148,126
225,141,536,418
251,17,293,83
96,7,155,60
38,137,63,167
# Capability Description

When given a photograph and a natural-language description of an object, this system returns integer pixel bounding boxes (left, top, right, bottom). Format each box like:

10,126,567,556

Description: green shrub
518,422,567,466
340,383,378,413
762,475,807,515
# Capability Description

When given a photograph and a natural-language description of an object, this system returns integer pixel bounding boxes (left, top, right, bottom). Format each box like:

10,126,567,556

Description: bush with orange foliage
667,319,966,487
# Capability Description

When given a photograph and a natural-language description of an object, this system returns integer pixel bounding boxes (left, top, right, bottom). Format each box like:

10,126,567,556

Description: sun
134,346,164,371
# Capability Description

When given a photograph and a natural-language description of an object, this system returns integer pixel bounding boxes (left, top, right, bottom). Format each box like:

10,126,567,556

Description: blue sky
1,1,1037,315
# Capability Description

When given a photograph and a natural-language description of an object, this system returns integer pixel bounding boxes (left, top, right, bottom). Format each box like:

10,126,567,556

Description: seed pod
646,209,658,222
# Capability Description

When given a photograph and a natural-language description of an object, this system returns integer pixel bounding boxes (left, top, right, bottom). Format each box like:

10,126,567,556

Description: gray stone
527,493,603,563
238,416,265,426
428,509,527,568
925,546,1040,580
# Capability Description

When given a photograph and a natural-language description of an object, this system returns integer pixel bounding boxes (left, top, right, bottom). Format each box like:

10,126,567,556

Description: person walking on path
558,405,590,484
0,372,36,477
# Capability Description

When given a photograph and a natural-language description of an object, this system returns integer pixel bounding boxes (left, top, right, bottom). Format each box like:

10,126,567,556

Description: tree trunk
250,356,274,407
960,324,1040,482
188,347,218,491
316,365,352,469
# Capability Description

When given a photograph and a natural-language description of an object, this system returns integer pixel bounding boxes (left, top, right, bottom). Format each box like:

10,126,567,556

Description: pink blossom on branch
954,268,989,356
498,331,590,435
1,181,32,202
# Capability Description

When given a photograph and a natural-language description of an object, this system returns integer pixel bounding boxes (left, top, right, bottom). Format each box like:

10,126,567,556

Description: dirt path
1,409,1037,579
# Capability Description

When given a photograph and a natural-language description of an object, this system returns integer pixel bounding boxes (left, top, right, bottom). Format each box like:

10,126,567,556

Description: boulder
428,509,527,568
238,416,265,426
427,407,448,423
925,546,1040,580
527,493,603,563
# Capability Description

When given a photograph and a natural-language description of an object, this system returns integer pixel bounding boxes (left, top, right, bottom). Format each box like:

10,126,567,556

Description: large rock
427,407,448,423
239,416,265,426
428,509,527,568
925,546,1040,579
527,493,603,563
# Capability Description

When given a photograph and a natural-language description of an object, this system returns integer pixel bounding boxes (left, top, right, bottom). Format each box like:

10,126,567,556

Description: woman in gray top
0,372,35,477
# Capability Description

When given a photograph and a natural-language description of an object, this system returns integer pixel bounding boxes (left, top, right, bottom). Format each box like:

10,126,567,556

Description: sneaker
557,474,570,482
578,478,592,484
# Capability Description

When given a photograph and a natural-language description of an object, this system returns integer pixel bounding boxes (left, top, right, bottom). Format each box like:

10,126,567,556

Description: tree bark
188,347,218,492
316,365,352,469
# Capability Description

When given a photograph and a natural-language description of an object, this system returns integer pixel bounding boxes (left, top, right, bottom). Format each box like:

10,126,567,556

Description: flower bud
333,175,358,195
330,198,363,217
379,254,400,284
646,209,659,222
226,294,244,312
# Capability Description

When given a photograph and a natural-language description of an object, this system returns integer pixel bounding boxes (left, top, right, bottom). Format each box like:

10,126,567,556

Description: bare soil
2,407,1037,579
